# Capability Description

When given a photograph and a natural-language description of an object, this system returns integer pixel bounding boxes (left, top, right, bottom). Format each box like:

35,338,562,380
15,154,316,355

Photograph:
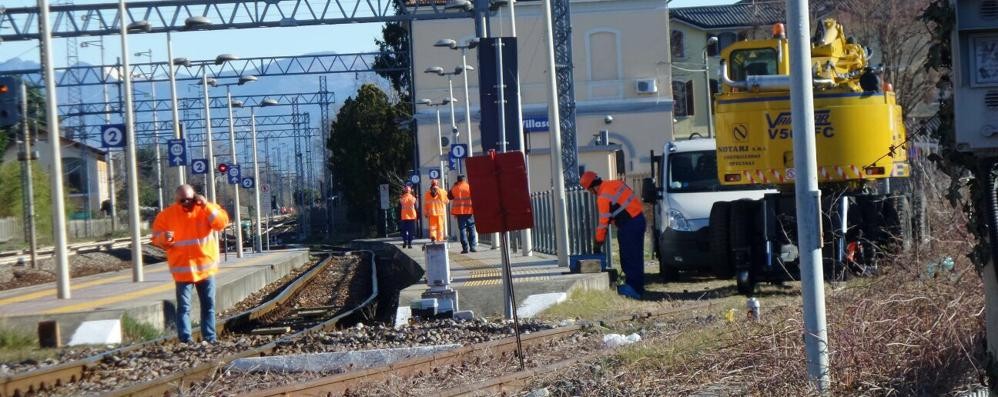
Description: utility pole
540,0,570,267
19,82,38,269
226,87,244,258
786,0,830,392
202,76,217,203
166,32,186,185
119,0,145,283
265,138,272,251
37,0,72,298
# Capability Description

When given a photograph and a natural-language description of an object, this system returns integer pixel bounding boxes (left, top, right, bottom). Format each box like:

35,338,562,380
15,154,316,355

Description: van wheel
659,259,679,282
709,202,733,279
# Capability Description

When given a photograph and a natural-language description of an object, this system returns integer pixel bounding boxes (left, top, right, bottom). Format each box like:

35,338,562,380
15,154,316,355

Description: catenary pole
119,0,145,282
786,0,830,392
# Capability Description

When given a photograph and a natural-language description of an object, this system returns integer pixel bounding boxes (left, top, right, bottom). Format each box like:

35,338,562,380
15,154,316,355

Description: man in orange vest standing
151,184,230,343
448,175,478,253
581,171,646,299
399,185,418,248
424,179,449,242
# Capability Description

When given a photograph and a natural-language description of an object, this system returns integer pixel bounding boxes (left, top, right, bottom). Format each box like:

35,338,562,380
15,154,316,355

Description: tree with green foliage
328,84,412,233
114,147,163,209
0,161,53,243
373,0,411,105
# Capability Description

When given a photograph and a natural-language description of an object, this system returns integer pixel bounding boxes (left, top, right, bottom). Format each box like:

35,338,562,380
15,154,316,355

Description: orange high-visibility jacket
151,202,230,283
423,187,449,217
595,180,643,243
449,181,473,216
400,193,418,221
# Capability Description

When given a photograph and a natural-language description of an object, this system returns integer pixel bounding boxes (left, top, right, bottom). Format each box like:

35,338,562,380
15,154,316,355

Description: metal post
37,0,72,297
540,0,570,267
149,71,165,211
460,49,474,157
226,88,244,258
703,48,715,139
493,35,511,312
435,107,448,237
202,76,217,203
119,0,144,283
250,108,263,253
786,0,830,391
265,138,272,251
20,82,38,269
166,32,185,184
506,0,533,257
499,231,525,369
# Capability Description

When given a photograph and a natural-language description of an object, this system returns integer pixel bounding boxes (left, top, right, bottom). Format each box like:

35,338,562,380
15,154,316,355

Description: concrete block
228,344,462,373
453,310,475,321
68,319,122,346
411,298,438,310
394,306,412,329
516,292,568,318
578,259,602,273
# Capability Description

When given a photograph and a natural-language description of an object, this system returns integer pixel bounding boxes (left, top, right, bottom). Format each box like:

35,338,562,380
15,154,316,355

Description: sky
0,0,737,68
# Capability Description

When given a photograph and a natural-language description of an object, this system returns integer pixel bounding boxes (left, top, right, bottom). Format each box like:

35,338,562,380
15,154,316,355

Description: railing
0,218,18,243
530,187,598,256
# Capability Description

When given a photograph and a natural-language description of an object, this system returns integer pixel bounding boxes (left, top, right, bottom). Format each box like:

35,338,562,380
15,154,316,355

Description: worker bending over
581,171,646,299
424,180,449,242
448,175,478,253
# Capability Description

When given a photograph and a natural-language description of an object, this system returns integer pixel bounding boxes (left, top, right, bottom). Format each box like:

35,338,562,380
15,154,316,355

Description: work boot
616,284,642,300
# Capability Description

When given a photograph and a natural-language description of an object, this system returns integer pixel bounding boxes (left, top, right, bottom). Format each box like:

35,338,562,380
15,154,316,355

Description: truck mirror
641,177,658,204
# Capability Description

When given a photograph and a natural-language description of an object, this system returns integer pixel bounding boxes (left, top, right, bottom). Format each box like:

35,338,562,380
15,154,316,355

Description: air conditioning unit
635,79,658,94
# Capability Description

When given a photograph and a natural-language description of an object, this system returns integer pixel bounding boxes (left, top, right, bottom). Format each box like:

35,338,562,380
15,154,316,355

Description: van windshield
667,150,722,193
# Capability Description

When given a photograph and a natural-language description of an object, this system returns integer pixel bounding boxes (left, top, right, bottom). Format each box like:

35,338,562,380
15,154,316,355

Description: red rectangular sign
465,151,534,233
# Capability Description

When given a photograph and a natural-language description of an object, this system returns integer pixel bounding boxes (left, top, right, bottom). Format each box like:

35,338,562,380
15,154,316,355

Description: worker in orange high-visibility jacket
399,185,418,249
423,179,449,242
581,171,646,299
151,184,230,343
448,175,478,253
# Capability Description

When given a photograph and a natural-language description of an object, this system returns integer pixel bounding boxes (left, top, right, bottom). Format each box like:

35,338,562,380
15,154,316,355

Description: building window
63,157,88,194
588,31,620,81
673,80,695,117
718,32,737,53
671,30,685,59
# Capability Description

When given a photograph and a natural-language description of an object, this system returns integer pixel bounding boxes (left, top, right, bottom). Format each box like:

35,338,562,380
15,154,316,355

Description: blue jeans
400,220,416,246
456,215,478,250
617,213,646,294
175,276,217,343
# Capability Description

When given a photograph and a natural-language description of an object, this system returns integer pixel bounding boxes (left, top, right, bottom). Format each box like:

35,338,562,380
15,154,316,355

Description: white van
644,138,771,281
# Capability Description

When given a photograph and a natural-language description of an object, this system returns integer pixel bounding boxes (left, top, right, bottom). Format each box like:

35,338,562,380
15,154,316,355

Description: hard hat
580,171,599,189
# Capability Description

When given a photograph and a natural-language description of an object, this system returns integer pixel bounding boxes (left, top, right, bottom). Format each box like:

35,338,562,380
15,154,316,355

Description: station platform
0,249,309,343
387,238,609,317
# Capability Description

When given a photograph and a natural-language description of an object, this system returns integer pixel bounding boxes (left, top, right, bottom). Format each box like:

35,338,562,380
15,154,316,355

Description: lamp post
213,75,259,258
134,49,165,211
80,38,118,231
434,39,480,157
703,36,718,139
166,32,185,184
233,98,279,253
418,97,455,238
178,52,240,204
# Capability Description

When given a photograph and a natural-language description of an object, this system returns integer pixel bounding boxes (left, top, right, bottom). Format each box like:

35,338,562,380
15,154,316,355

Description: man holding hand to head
152,184,230,343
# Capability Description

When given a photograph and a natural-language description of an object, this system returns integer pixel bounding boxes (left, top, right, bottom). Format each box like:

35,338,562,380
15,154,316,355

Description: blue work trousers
175,276,217,343
400,219,416,246
617,213,647,294
456,215,478,250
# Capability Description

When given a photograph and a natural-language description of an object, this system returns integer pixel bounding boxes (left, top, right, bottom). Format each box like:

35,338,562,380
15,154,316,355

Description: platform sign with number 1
449,144,468,173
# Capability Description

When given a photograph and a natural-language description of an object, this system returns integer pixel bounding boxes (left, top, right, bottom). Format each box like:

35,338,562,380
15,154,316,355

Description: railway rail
0,237,152,267
0,249,375,397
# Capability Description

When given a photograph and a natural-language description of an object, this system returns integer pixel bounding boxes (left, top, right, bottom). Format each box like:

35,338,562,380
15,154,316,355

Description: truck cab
649,138,771,281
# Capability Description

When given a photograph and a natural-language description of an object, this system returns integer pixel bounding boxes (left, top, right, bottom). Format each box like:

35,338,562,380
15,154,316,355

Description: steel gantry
4,0,580,184
0,0,467,41
58,91,334,117
3,52,399,88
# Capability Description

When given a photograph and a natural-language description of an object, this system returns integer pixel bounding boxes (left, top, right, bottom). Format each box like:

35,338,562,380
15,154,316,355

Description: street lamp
704,36,718,138
211,75,259,258
118,1,148,282
80,37,120,232
134,50,165,212
418,96,455,191
181,53,240,205
434,38,479,158
424,65,471,144
232,97,279,253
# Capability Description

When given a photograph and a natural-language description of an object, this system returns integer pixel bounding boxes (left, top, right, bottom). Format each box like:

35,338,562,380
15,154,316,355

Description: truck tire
659,257,679,282
892,195,914,252
736,269,756,296
729,200,757,295
709,202,733,279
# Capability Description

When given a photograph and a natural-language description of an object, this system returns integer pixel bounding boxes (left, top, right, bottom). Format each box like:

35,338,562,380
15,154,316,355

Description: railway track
233,303,715,396
0,237,153,267
0,250,375,397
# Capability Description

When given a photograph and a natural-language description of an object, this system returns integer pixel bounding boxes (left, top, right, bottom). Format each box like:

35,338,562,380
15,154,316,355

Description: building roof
670,2,784,30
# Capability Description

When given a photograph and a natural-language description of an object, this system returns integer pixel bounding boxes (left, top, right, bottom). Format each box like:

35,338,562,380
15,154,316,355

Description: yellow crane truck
709,19,912,294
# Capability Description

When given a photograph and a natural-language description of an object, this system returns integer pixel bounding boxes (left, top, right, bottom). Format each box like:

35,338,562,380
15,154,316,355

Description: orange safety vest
423,187,449,217
151,202,230,283
400,193,418,221
449,181,473,216
595,180,643,243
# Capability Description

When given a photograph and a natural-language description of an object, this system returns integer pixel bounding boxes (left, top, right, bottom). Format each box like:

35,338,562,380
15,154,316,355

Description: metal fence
530,187,599,256
0,218,17,243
